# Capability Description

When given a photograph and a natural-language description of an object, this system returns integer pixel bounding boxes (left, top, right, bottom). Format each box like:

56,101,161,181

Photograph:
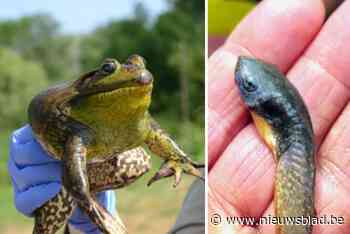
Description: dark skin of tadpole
235,56,315,234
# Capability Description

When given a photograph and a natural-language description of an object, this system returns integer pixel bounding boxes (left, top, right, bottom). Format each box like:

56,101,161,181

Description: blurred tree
0,48,48,128
80,19,154,69
169,41,190,122
0,14,76,82
133,2,150,25
154,0,204,122
168,0,204,21
0,14,58,47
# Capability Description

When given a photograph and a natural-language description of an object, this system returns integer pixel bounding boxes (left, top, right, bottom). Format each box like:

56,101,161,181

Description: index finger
208,0,325,168
10,125,59,166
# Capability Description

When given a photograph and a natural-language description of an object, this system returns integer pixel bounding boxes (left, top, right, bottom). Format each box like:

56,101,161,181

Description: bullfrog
28,55,204,234
235,56,315,234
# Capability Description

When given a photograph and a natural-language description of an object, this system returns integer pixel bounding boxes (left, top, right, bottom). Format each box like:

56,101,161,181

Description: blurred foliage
0,48,48,128
0,14,77,82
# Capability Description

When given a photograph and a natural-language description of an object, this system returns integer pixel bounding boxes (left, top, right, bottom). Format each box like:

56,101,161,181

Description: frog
28,55,204,234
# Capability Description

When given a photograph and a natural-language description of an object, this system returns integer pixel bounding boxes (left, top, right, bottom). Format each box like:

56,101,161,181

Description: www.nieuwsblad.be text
210,213,345,226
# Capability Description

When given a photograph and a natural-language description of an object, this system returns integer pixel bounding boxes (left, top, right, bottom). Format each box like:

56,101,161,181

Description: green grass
0,115,203,233
0,129,11,185
0,185,33,234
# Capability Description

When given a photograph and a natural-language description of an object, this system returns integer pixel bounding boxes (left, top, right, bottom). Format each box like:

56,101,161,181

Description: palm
208,1,350,233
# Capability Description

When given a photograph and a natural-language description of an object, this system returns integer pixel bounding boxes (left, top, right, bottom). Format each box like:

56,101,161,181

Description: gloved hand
8,124,116,234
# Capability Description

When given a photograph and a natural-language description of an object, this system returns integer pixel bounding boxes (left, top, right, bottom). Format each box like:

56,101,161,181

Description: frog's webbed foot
80,197,127,234
147,159,204,187
145,117,205,187
33,188,75,234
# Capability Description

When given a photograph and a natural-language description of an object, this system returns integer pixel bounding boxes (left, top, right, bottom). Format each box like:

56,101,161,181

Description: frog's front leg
63,135,127,234
145,117,204,187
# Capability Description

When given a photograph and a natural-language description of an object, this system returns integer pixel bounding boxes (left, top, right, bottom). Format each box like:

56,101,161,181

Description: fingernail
12,125,33,144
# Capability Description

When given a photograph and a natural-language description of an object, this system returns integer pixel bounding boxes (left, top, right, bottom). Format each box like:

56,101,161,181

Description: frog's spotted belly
88,147,152,191
33,147,151,233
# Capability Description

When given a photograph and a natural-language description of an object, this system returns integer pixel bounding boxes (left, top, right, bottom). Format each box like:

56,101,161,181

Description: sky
0,0,169,33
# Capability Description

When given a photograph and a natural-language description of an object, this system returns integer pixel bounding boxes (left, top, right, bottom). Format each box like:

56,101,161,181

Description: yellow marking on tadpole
251,112,278,161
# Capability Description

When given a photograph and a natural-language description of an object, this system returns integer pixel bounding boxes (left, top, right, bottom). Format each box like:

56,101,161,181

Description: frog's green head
74,55,153,97
68,55,153,123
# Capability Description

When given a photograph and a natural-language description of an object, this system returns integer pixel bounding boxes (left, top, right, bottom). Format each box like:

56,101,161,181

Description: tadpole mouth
235,56,247,85
235,56,259,88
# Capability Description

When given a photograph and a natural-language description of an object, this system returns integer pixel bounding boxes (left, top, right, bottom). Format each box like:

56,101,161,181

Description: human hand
208,0,349,233
8,125,116,234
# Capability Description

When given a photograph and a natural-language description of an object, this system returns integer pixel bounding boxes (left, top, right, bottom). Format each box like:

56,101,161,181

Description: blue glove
8,125,116,234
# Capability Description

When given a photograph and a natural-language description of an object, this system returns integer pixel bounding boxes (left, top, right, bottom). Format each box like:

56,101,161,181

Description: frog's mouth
76,70,153,97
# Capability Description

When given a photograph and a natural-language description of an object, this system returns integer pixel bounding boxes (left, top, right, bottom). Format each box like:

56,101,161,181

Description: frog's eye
243,79,257,92
101,62,116,74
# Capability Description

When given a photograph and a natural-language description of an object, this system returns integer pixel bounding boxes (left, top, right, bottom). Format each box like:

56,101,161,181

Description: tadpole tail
275,145,315,234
